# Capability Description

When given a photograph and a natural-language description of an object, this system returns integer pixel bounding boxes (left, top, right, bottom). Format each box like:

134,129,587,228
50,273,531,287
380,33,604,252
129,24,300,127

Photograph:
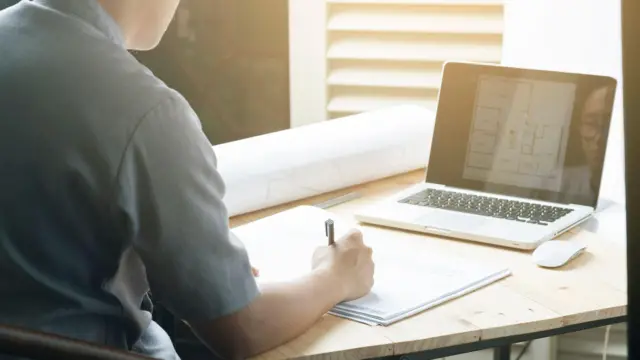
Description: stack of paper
329,253,510,325
232,206,511,326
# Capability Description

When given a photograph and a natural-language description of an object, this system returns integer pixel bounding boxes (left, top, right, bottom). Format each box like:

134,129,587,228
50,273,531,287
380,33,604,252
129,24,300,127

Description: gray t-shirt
0,0,259,356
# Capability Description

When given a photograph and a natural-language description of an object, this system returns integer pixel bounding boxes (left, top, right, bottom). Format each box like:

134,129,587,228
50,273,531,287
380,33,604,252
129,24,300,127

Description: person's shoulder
86,53,202,149
0,0,180,121
60,44,185,130
103,51,182,118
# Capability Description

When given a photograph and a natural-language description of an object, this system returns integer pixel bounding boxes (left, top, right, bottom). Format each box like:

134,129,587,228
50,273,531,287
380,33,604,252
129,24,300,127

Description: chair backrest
0,323,152,360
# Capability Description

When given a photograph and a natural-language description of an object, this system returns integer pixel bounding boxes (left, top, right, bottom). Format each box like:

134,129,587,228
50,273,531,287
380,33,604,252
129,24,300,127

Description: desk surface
230,170,627,360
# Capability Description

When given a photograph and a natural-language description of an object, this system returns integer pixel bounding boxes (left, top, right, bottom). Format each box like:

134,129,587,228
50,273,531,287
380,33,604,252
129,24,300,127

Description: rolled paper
214,105,436,217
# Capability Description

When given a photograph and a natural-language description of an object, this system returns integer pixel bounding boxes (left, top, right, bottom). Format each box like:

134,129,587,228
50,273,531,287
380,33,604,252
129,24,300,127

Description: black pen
325,219,335,246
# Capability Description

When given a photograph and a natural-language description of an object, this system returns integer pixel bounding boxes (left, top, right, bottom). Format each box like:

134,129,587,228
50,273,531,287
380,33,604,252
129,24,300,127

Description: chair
0,323,152,360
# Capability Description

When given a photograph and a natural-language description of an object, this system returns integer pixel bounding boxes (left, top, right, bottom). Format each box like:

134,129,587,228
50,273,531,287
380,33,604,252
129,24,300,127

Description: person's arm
116,92,259,326
191,270,340,359
115,92,373,360
190,229,373,359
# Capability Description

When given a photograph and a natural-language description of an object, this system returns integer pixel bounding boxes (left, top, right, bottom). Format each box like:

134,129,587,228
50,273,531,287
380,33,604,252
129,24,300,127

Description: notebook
231,205,511,326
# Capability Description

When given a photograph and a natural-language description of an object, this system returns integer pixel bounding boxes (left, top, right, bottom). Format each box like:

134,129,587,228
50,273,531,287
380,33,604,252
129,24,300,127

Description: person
0,1,375,360
560,85,614,204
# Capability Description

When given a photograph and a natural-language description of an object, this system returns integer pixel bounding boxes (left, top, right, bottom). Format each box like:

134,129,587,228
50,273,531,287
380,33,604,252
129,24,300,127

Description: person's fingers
251,266,260,277
343,228,364,245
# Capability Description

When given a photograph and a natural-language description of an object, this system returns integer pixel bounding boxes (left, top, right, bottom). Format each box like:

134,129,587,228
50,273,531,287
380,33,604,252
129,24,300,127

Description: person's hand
311,228,375,301
251,266,260,277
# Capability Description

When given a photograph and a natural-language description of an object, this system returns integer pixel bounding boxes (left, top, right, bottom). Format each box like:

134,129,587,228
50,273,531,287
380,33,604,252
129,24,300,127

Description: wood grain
231,170,626,359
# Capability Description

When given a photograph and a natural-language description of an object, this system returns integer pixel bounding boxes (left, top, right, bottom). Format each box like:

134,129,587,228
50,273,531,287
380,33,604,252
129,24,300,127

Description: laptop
354,62,617,250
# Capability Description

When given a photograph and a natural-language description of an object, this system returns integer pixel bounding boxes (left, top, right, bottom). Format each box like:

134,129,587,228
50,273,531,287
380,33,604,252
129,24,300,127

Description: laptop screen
426,62,617,207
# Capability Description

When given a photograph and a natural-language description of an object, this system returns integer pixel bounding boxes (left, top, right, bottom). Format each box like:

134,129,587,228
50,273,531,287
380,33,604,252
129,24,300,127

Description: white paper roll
214,105,436,216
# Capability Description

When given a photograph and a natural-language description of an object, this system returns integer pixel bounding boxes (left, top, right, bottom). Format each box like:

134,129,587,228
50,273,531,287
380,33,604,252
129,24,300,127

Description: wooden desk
230,170,627,360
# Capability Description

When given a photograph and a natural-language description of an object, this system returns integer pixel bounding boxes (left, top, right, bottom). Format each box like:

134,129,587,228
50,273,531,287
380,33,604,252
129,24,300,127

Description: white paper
333,253,510,321
231,206,353,284
232,206,511,326
214,105,436,217
329,269,511,326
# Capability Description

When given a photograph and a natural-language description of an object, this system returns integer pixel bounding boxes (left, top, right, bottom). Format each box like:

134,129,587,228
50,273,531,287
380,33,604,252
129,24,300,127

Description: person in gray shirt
0,1,375,359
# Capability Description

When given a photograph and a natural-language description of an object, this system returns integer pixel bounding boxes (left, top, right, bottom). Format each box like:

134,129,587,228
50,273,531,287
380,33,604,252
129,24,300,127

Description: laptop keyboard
398,189,574,226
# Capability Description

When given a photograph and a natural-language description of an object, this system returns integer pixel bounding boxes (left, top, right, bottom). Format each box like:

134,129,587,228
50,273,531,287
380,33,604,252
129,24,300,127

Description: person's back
0,1,375,359
0,0,182,350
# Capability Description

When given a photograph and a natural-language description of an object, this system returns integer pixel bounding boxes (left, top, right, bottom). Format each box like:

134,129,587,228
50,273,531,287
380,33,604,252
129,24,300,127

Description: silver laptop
354,62,617,250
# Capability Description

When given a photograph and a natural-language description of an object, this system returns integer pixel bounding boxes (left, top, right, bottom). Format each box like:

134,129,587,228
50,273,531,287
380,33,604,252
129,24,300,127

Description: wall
502,0,625,206
135,0,290,145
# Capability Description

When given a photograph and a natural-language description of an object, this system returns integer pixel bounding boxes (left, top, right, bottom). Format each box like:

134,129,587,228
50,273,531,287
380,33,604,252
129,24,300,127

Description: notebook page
330,269,512,326
232,206,354,284
334,250,510,320
233,205,511,325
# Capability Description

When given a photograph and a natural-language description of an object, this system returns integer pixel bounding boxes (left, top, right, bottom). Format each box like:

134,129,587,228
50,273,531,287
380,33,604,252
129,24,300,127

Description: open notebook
232,206,511,326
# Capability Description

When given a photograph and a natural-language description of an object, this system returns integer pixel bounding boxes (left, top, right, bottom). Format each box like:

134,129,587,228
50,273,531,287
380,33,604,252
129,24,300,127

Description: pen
325,219,335,246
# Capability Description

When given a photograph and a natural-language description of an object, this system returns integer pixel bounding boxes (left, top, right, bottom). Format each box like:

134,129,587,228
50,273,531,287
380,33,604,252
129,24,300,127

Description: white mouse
532,240,587,268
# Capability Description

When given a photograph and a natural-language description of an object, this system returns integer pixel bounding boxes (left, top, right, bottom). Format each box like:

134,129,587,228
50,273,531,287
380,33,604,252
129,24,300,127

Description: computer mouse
532,240,587,268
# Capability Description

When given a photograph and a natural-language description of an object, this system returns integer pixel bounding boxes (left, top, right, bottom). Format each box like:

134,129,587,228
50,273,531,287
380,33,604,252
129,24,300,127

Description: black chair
0,323,152,360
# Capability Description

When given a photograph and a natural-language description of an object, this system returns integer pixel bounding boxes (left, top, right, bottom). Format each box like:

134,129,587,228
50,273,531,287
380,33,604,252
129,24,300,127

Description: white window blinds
325,0,504,119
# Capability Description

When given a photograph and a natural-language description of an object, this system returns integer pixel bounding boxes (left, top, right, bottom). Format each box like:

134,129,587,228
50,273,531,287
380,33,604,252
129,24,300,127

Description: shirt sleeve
114,91,259,322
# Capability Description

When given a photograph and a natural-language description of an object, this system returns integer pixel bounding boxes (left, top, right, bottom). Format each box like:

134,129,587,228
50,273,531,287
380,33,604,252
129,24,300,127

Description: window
290,0,504,126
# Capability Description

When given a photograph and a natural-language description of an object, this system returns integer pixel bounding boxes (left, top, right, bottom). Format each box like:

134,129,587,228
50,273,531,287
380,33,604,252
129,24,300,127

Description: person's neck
95,0,135,48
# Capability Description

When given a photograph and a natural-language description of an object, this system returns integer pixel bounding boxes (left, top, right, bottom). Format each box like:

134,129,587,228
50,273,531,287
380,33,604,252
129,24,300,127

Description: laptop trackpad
413,210,487,232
